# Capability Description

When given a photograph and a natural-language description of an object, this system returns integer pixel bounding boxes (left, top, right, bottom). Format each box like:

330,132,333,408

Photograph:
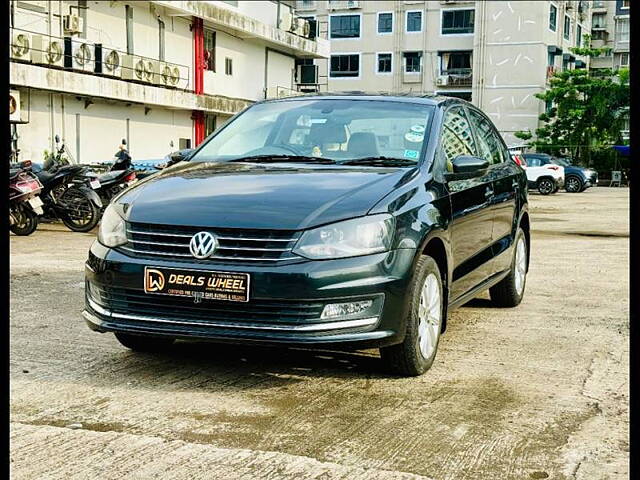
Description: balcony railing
296,0,317,11
441,68,472,87
10,27,190,91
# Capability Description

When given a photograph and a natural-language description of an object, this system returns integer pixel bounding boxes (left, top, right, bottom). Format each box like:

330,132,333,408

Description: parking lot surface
10,187,629,479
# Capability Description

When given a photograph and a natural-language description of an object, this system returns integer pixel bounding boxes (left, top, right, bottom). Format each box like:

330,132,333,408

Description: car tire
489,227,528,308
114,332,175,352
537,178,555,195
380,255,444,377
565,176,583,193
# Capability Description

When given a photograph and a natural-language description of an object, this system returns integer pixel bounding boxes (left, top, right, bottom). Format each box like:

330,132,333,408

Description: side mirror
170,148,194,164
444,155,489,181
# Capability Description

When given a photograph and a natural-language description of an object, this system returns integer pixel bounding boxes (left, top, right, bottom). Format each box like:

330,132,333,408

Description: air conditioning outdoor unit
122,54,155,83
436,75,449,86
11,31,31,61
10,90,21,123
32,35,64,67
346,0,360,8
63,14,84,34
94,44,122,77
297,64,318,85
292,18,311,37
159,62,184,88
279,7,294,31
64,37,94,72
146,60,161,85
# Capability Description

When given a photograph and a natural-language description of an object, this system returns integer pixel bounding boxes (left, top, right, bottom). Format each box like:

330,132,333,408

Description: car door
466,107,521,274
440,105,495,302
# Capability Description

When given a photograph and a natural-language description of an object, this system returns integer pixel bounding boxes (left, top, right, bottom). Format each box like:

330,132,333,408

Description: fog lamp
321,300,374,320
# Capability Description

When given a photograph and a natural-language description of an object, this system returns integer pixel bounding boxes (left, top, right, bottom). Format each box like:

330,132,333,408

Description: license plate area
144,266,249,303
28,196,43,209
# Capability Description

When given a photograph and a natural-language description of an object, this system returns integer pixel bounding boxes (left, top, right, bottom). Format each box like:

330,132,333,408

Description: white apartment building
294,0,592,145
10,0,329,163
590,0,630,71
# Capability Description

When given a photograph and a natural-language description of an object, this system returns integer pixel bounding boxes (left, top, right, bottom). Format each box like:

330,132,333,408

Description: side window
441,106,476,171
527,157,541,167
467,109,506,165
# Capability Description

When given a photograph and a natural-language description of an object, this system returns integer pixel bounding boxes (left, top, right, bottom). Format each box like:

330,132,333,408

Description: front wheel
565,176,583,193
490,228,528,307
380,256,444,376
10,205,39,236
537,178,555,195
59,187,101,232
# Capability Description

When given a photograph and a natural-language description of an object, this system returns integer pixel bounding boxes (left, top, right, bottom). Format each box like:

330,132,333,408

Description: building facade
589,0,629,71
294,0,592,145
10,0,329,163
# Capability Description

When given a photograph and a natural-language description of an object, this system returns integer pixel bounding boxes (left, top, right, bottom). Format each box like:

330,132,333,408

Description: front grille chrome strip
128,229,298,242
119,246,297,262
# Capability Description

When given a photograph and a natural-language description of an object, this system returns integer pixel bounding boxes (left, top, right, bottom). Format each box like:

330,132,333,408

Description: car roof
256,92,466,107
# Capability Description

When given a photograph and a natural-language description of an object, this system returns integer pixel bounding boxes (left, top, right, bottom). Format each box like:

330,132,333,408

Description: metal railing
10,27,191,91
441,68,472,87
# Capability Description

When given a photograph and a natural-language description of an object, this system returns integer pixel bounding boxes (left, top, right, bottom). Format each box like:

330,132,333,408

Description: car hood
119,161,415,230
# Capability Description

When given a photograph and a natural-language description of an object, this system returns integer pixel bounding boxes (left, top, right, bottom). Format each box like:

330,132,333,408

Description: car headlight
293,214,394,260
98,204,127,247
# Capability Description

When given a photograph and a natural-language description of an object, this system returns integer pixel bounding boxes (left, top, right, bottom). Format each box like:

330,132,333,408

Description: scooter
34,135,103,232
10,160,44,236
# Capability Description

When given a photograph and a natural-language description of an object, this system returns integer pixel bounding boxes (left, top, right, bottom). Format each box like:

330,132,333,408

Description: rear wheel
60,187,100,232
10,205,38,236
380,256,444,376
490,228,528,307
537,178,555,195
115,333,175,352
565,176,583,193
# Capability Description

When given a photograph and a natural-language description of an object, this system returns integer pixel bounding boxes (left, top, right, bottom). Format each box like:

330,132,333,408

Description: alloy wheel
565,177,582,193
514,236,527,295
538,179,554,195
417,273,442,360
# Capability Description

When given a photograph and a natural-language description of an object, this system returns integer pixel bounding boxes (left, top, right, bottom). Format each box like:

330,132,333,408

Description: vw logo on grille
189,231,218,259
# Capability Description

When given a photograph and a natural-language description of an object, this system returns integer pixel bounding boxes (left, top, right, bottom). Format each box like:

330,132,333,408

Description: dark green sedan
85,94,530,376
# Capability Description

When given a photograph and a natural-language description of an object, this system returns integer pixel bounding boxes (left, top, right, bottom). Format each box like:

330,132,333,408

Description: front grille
119,222,303,264
89,284,326,326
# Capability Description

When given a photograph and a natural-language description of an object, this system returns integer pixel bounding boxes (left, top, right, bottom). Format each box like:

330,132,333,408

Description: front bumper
84,241,417,349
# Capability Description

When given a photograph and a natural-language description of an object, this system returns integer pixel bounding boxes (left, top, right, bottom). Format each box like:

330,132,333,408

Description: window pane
330,54,359,77
564,16,571,40
378,13,392,33
404,52,421,73
407,11,422,32
468,109,505,165
378,53,391,73
441,106,476,169
442,9,474,34
330,15,360,38
549,4,557,31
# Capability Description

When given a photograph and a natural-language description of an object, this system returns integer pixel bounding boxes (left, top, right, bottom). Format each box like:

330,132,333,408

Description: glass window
191,99,434,163
592,13,606,28
593,0,605,7
330,54,359,77
378,12,393,34
619,52,629,67
441,106,476,170
330,15,360,39
616,18,629,42
564,15,571,40
549,4,557,31
404,51,422,73
468,109,506,165
377,53,392,73
576,24,582,46
406,11,422,32
622,0,630,8
442,9,474,35
204,30,216,72
225,57,232,75
205,114,216,137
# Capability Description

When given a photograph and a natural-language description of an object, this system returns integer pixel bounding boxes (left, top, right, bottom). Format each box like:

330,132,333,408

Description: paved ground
10,187,629,480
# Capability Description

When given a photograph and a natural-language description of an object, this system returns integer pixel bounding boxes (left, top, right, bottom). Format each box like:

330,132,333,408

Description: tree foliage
531,35,629,166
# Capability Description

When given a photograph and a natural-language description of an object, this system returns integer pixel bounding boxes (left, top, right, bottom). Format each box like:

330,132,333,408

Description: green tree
532,36,629,167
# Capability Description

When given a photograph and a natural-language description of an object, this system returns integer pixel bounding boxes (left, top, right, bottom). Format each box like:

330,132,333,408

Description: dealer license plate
144,266,249,303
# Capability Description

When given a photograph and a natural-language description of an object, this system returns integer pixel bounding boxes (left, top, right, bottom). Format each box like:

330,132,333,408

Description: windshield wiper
340,156,418,167
228,155,336,164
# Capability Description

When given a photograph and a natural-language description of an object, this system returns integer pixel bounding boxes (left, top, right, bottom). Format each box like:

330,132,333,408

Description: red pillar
193,17,205,145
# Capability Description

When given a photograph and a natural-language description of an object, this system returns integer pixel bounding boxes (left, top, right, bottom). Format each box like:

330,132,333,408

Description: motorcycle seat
34,170,57,184
98,170,128,183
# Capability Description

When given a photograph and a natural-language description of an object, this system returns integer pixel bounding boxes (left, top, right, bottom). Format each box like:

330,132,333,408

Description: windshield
551,157,570,166
190,99,434,164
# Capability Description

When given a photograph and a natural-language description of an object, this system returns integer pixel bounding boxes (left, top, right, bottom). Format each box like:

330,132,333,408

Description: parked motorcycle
9,160,44,236
34,135,103,232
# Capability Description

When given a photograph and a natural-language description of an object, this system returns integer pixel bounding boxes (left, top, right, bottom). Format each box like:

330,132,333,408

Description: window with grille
377,53,392,73
330,54,359,77
442,9,474,34
404,51,422,73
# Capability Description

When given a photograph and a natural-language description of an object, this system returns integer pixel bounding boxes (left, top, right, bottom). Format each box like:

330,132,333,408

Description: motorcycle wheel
10,206,39,236
59,187,101,232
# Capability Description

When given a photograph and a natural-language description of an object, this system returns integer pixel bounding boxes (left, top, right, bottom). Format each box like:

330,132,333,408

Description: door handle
512,180,519,188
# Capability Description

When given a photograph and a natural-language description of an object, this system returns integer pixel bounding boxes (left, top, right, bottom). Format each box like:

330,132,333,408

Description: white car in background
507,146,564,195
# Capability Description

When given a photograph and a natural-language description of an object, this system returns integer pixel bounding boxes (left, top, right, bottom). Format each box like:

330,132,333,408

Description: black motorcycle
35,135,103,232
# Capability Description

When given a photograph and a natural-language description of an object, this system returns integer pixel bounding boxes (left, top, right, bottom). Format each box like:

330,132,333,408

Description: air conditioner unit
293,18,311,37
63,14,84,34
346,0,360,8
297,64,318,85
146,60,161,85
32,35,64,67
436,75,449,86
279,7,294,31
64,37,94,72
11,31,31,61
122,54,154,82
159,62,185,88
94,44,122,77
10,90,21,123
